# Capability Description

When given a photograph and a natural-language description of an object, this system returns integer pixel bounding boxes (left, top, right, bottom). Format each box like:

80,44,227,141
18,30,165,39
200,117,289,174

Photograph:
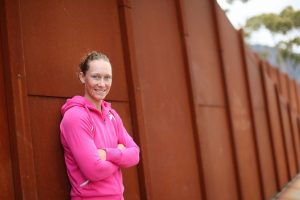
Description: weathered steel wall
263,64,290,189
178,1,239,199
0,0,300,200
216,6,263,200
243,45,278,199
0,17,15,199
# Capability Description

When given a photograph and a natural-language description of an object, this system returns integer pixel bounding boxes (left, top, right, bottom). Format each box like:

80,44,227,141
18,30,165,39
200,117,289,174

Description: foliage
245,6,300,33
244,6,300,69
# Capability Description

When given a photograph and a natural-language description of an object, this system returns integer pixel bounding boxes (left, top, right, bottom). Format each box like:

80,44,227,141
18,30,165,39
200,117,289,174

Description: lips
94,90,107,95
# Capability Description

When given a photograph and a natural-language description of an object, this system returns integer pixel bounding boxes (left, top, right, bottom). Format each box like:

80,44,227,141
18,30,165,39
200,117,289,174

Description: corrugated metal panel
21,0,129,101
0,31,15,200
278,97,297,177
215,4,263,200
178,0,226,106
1,0,39,198
290,80,300,169
262,63,289,188
196,106,239,200
130,0,202,199
269,66,281,88
243,46,278,199
289,80,298,113
178,0,239,199
28,96,69,199
117,2,151,199
278,73,290,103
296,85,300,114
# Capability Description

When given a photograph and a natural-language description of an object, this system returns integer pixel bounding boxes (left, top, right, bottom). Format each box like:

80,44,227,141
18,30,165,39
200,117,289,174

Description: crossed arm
97,114,140,168
97,144,125,161
61,110,139,182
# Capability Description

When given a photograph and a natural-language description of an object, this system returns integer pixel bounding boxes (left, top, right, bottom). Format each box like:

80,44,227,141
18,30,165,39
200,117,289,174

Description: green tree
244,6,300,69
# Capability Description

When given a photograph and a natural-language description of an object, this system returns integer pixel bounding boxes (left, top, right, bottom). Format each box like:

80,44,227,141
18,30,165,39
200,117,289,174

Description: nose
97,78,106,87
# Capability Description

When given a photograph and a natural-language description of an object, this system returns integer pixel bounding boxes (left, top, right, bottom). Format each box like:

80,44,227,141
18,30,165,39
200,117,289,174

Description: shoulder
62,106,89,125
102,101,121,120
109,108,121,120
108,108,126,128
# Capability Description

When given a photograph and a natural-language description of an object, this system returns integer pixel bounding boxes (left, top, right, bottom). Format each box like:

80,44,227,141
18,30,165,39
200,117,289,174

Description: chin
97,96,107,101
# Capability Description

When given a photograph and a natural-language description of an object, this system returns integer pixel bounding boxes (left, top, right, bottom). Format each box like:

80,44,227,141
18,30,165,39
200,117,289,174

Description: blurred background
218,0,300,80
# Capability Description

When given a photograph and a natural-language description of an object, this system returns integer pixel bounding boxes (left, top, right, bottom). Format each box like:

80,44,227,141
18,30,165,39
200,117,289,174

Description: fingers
117,144,125,150
97,149,106,160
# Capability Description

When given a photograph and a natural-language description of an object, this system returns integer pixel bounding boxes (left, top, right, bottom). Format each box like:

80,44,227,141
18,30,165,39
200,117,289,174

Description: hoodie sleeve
105,111,140,168
61,109,118,181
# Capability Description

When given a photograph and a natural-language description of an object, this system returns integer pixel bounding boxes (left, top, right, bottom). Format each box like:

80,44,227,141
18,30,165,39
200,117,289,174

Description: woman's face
79,59,112,106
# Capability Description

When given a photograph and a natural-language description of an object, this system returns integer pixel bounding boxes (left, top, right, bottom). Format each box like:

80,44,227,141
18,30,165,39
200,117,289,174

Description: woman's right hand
97,149,106,161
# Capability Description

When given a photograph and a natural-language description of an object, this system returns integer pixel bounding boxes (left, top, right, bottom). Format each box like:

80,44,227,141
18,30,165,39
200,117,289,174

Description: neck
84,95,102,111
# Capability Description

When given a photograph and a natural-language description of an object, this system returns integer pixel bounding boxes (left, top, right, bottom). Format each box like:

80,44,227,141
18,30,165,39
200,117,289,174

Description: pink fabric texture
60,96,139,199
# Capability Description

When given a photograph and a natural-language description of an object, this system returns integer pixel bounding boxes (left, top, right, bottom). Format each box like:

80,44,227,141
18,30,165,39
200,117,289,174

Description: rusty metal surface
244,48,265,108
28,96,69,199
179,0,226,106
2,0,39,198
244,46,278,199
263,65,289,188
290,111,300,170
178,0,239,199
279,73,290,103
0,32,15,199
296,85,300,114
215,4,263,200
20,0,128,101
117,2,151,199
290,80,300,169
278,97,297,177
130,0,202,199
288,80,300,170
289,80,298,113
196,106,239,200
269,66,280,87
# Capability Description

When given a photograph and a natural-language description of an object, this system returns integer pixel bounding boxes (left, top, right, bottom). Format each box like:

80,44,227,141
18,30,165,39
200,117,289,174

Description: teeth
95,90,105,94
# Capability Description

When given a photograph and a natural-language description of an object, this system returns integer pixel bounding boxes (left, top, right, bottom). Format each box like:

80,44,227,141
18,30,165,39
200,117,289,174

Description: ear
79,72,85,84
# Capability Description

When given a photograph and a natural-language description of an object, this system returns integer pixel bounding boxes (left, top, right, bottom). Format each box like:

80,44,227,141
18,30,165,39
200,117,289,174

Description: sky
216,0,300,49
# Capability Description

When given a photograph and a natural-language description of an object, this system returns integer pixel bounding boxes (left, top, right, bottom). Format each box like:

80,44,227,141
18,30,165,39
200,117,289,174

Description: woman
60,51,140,200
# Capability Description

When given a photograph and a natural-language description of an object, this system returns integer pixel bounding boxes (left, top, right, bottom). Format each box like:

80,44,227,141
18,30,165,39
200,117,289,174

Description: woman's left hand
97,149,106,161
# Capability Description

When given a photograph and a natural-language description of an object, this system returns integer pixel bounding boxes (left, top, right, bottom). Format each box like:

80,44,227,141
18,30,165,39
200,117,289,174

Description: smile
94,90,106,94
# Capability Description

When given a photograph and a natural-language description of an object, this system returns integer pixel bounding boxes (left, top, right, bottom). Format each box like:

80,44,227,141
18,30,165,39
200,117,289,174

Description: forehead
88,59,112,74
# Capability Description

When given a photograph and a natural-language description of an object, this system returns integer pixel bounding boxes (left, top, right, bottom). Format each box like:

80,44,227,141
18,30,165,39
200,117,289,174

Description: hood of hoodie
61,96,111,118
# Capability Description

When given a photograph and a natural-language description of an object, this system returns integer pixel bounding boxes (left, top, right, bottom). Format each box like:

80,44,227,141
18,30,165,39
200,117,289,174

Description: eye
104,75,112,81
91,75,101,80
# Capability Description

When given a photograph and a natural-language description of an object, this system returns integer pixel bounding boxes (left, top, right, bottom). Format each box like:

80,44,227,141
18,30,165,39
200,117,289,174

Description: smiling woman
59,51,140,200
78,52,113,110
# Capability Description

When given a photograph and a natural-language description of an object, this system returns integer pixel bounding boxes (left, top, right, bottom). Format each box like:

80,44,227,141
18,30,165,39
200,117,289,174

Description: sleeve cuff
105,148,122,162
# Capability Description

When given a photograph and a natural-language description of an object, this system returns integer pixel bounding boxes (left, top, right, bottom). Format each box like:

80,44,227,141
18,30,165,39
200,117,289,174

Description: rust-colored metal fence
0,0,299,199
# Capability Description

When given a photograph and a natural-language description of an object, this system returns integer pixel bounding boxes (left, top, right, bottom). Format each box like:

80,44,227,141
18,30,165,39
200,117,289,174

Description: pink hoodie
60,96,140,200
